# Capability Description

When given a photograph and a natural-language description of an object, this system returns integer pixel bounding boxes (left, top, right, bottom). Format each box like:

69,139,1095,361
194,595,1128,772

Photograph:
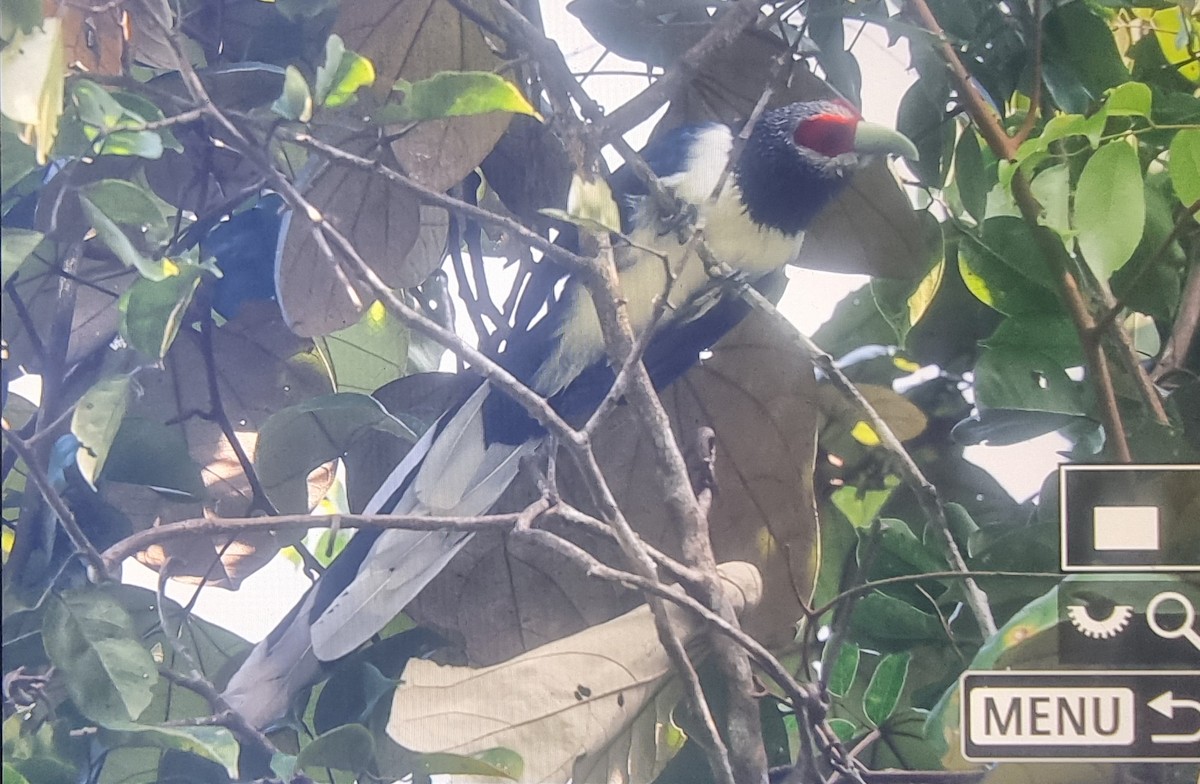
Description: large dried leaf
277,145,449,336
1,251,135,372
657,31,924,279
407,311,822,660
337,0,510,191
387,562,762,784
104,304,332,586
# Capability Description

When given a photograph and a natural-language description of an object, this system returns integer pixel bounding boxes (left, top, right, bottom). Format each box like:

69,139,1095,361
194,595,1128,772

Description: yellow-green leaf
1169,129,1200,217
1073,141,1145,279
384,71,538,123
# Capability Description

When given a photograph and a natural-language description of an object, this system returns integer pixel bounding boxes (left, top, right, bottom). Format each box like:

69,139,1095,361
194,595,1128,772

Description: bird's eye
792,114,857,158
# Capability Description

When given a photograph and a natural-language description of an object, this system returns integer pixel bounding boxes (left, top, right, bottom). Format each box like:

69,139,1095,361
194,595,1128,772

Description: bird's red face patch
792,112,859,158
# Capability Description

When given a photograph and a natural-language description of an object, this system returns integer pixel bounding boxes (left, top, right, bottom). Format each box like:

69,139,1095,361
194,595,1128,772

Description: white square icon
1092,506,1160,551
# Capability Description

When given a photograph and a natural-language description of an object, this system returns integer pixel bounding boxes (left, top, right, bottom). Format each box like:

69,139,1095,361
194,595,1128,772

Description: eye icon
1065,603,1134,639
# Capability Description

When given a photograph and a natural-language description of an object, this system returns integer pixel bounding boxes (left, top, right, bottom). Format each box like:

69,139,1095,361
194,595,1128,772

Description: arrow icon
1147,691,1200,744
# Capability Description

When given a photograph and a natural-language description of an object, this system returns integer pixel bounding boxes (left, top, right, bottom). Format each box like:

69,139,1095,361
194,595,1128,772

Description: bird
221,99,917,728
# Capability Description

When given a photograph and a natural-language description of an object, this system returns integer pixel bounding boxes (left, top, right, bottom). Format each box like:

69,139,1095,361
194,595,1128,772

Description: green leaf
100,725,238,776
1169,128,1200,212
826,642,859,698
863,652,910,727
827,719,857,744
315,35,375,109
2,763,29,784
79,195,172,280
981,314,1084,368
956,218,1059,316
850,592,943,642
1,227,43,284
79,180,167,230
100,416,206,497
42,591,158,725
953,129,987,223
295,724,376,774
974,346,1085,416
872,518,946,576
315,300,411,394
255,393,417,513
413,748,524,780
383,71,538,123
1041,2,1130,114
72,375,134,487
1030,163,1071,238
1075,141,1145,279
1103,81,1152,117
0,18,64,162
119,265,206,359
830,480,897,529
273,65,313,122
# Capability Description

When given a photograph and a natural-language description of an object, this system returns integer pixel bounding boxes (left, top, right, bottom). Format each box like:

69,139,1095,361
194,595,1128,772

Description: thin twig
99,510,528,572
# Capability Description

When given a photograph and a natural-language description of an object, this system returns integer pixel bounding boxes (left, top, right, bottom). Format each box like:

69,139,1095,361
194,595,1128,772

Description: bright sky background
120,10,1067,641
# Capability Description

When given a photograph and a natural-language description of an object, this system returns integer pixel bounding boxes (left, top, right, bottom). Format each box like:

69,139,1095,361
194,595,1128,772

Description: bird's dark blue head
735,99,917,236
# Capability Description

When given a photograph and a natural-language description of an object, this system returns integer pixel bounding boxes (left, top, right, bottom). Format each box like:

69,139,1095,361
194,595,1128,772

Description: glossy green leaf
1,227,43,284
826,642,859,698
1075,141,1145,278
295,723,376,774
273,65,313,122
1170,128,1200,212
1030,163,1071,238
863,652,910,727
1041,2,1130,114
872,518,946,576
850,592,943,642
827,718,857,744
1103,81,1152,117
119,265,206,359
383,71,538,123
953,129,987,223
981,314,1084,368
315,34,375,109
42,591,158,725
1,763,29,784
974,346,1085,416
956,218,1059,316
72,375,134,487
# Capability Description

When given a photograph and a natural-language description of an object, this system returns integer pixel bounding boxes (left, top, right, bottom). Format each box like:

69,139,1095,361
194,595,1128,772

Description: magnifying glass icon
1146,591,1200,653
